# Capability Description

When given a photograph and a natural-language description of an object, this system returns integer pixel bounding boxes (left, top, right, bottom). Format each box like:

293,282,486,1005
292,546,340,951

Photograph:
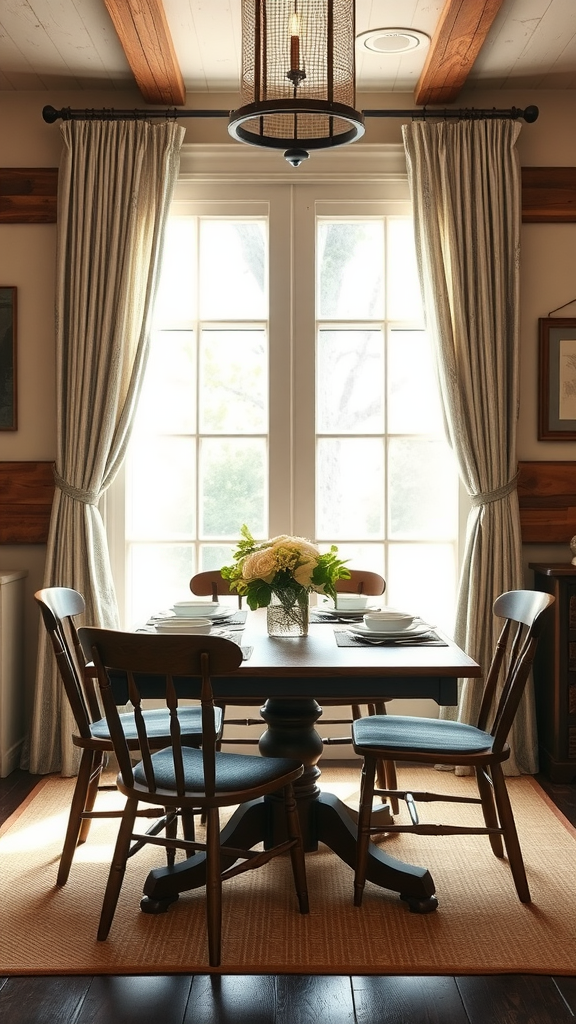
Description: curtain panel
402,119,537,774
26,119,185,775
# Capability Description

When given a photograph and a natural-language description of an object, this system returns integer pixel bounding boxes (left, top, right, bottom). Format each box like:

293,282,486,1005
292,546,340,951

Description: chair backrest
190,570,243,607
335,569,386,597
478,589,555,752
34,586,100,739
78,628,243,799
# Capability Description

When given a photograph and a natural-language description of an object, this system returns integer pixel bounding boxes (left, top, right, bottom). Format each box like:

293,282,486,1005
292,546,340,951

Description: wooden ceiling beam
103,0,185,105
415,0,506,105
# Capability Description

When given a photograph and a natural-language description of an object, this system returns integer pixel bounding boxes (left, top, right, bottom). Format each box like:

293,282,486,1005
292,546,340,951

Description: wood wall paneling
518,461,576,543
0,462,54,543
521,167,576,222
1,167,575,223
0,168,58,223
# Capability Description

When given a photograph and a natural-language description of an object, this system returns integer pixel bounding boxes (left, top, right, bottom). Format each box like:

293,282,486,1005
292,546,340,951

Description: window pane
388,543,457,634
318,221,384,319
199,220,267,319
199,544,237,572
317,438,384,538
200,329,267,432
319,542,385,579
128,543,194,627
317,330,383,433
134,331,196,436
386,218,423,322
388,438,458,540
200,438,266,538
388,330,444,435
128,437,196,539
153,218,197,326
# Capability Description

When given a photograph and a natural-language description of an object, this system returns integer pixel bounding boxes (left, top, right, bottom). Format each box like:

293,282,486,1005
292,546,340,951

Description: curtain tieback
53,470,100,506
470,473,519,508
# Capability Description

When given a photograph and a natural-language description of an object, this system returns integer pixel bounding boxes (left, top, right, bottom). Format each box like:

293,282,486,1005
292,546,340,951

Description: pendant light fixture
228,0,365,167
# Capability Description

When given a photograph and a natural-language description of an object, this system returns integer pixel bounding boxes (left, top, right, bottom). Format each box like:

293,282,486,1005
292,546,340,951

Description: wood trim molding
0,168,58,223
518,461,576,543
521,167,576,223
0,462,54,544
415,0,505,105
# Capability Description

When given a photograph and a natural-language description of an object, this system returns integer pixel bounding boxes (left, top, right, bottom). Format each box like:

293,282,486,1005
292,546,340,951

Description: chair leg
97,797,139,941
165,808,178,867
205,806,223,968
490,763,530,903
373,702,399,814
354,756,377,907
180,808,196,842
57,748,99,886
475,764,504,858
77,750,105,844
284,784,309,914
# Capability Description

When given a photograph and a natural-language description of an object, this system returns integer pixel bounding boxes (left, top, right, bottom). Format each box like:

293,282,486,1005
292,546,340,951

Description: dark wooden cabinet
529,563,576,782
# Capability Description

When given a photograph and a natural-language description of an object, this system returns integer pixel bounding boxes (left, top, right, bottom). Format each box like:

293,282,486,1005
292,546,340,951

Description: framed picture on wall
0,287,17,431
539,317,576,440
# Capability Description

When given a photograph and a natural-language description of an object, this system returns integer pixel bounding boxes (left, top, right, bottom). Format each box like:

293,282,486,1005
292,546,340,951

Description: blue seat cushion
89,705,222,744
133,745,302,794
352,714,494,756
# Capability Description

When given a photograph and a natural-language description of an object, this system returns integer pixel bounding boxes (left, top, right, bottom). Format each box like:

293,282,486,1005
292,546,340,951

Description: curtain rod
42,104,539,124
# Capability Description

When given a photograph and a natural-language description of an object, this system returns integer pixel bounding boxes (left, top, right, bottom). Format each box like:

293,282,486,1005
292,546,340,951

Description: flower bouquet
221,525,350,636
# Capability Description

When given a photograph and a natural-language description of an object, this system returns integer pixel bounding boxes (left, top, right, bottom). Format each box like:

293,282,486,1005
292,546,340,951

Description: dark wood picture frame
539,317,576,440
0,286,17,431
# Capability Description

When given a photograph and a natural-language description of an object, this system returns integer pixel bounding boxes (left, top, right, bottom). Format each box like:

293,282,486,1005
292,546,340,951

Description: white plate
163,607,233,621
348,622,433,639
315,605,380,619
155,622,211,634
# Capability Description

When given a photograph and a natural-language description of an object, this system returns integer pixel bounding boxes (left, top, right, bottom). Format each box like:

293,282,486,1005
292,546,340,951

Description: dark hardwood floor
1,766,575,1024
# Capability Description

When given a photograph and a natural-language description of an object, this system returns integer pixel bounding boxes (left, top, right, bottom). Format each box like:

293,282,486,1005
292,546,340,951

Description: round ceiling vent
356,28,431,54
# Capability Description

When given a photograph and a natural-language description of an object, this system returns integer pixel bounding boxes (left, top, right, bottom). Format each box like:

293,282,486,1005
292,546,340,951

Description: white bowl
170,601,220,618
362,610,415,632
334,594,370,611
156,617,212,635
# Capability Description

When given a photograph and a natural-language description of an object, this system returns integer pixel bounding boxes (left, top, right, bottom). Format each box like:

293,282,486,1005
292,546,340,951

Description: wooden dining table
137,608,481,916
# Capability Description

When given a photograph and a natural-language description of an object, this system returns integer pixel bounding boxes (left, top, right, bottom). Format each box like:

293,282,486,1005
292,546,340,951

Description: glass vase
266,588,309,637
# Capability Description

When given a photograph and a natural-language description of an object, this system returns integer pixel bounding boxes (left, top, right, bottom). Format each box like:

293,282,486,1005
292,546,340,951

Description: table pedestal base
140,696,438,914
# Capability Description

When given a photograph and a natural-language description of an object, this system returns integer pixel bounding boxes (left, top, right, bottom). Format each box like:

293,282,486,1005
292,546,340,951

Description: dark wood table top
211,609,481,705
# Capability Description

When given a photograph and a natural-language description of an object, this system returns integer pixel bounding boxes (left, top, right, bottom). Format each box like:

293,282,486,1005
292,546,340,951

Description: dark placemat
334,629,447,648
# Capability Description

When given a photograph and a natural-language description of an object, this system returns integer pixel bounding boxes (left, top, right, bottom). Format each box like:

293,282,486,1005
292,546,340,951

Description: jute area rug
1,766,575,976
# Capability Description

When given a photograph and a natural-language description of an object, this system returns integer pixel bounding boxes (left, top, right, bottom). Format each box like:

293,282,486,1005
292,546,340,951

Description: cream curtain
402,118,537,774
26,119,185,775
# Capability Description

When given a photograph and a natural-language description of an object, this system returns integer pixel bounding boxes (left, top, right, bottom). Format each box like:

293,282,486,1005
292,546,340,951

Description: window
106,155,462,633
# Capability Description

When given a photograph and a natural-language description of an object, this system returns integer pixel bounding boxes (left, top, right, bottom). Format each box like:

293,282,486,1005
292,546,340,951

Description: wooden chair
319,569,399,811
190,570,259,747
190,570,243,608
351,589,555,908
79,627,309,967
35,587,219,885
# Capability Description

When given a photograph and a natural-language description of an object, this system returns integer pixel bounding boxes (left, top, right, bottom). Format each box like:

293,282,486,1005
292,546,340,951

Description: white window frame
104,144,469,635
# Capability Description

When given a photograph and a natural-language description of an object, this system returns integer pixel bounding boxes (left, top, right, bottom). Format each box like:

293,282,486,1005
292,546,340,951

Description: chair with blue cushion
351,589,555,908
35,587,219,885
79,626,309,967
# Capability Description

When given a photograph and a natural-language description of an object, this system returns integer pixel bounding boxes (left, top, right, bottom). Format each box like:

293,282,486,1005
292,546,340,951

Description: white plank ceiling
0,0,575,94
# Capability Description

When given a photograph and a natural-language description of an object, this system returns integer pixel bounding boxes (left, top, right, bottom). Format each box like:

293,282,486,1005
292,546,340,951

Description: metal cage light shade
229,0,365,165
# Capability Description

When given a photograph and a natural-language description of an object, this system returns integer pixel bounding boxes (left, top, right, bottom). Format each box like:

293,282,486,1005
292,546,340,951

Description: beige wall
1,87,575,732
